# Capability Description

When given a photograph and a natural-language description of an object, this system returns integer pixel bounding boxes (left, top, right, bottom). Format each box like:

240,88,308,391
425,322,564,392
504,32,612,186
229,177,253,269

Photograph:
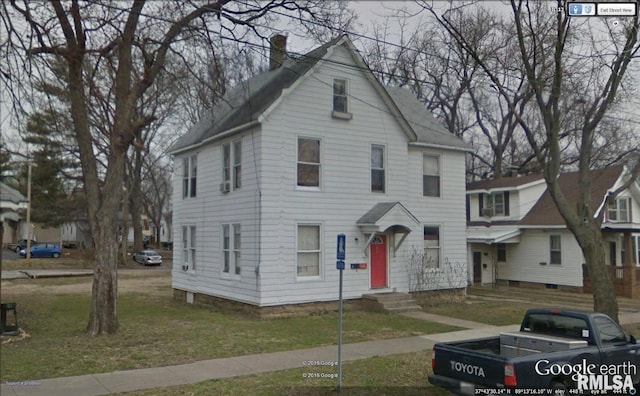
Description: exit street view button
597,3,637,16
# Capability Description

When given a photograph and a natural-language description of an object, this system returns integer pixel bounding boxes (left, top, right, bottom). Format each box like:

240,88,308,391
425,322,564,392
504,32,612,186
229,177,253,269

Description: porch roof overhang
467,227,521,244
356,202,420,234
357,202,420,255
602,222,640,233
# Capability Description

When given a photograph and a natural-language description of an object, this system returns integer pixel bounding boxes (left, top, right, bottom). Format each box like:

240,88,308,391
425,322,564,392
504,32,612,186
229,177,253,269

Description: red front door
370,235,387,288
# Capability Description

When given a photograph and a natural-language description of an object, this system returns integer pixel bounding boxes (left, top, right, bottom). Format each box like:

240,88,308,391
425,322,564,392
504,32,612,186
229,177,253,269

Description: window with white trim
424,226,441,268
182,155,197,198
297,137,321,188
549,235,562,265
607,198,629,222
484,193,506,216
222,224,241,275
181,225,196,270
423,154,440,197
371,145,385,193
222,140,241,192
333,79,348,113
297,224,321,277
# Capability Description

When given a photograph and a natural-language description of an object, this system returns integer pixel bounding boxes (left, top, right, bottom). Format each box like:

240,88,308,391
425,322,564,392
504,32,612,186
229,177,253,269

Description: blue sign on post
336,234,346,260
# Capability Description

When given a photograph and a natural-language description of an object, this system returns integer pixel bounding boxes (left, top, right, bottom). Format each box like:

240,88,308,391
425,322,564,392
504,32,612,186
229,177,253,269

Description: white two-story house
168,35,471,312
467,165,640,295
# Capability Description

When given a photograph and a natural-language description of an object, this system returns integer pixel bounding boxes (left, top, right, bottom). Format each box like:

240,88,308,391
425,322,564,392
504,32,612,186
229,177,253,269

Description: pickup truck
429,309,640,395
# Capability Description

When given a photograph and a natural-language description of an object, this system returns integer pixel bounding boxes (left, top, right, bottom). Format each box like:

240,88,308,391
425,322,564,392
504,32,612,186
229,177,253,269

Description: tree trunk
87,224,119,335
86,150,126,335
576,226,619,323
130,150,144,252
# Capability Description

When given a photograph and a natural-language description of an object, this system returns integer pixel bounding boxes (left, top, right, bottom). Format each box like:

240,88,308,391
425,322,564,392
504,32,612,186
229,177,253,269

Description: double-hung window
371,145,385,193
333,79,348,113
181,225,196,270
182,155,197,198
297,137,321,188
423,154,440,197
222,140,242,192
297,224,321,277
424,226,441,268
485,193,505,216
222,224,241,276
607,198,629,222
549,235,562,265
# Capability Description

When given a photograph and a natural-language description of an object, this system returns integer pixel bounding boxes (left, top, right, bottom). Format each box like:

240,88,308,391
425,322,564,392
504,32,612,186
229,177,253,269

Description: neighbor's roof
169,35,469,154
0,182,26,205
520,166,624,226
467,166,625,227
467,173,545,191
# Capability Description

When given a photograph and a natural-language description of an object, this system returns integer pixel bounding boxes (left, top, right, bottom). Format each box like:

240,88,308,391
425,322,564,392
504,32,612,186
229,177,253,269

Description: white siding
172,128,263,304
172,43,468,306
496,229,584,287
255,45,468,305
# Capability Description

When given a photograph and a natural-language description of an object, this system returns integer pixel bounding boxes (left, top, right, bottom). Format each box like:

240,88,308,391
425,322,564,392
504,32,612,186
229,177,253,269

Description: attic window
332,79,352,120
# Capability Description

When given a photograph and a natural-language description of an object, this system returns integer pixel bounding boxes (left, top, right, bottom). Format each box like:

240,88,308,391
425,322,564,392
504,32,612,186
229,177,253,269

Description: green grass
120,351,453,396
0,289,459,382
422,299,534,326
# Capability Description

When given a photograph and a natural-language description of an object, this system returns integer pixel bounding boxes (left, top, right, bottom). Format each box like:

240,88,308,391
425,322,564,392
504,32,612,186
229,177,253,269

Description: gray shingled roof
0,182,26,204
170,35,469,154
385,86,471,151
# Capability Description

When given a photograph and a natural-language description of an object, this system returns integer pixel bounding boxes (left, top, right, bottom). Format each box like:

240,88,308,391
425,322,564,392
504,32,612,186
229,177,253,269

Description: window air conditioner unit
182,264,189,271
482,208,493,217
220,182,230,193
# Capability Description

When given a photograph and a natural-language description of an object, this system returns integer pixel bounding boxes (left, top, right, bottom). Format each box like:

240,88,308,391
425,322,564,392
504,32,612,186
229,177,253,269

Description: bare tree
423,0,640,322
2,0,349,335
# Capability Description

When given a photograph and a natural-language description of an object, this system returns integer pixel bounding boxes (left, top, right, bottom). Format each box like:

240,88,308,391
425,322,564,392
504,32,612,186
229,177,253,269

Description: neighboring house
1,182,28,246
466,165,640,293
60,219,91,248
169,34,471,311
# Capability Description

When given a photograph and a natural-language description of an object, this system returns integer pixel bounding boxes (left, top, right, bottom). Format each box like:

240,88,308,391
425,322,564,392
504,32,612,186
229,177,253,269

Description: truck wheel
550,381,568,392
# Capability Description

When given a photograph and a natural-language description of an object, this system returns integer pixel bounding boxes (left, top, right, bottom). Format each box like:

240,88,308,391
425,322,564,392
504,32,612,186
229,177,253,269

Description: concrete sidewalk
4,309,639,396
0,324,521,396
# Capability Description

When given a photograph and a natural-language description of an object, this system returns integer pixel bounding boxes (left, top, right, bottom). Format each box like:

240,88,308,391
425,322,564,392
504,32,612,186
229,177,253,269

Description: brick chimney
269,33,287,71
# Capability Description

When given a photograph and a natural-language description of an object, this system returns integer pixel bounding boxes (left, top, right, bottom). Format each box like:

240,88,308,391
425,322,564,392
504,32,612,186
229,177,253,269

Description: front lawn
0,280,458,382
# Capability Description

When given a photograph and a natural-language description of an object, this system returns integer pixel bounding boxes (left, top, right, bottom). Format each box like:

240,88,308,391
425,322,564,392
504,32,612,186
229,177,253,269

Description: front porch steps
362,292,423,314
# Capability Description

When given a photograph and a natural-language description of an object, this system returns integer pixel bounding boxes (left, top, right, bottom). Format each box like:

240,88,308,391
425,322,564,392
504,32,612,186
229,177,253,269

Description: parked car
7,239,37,253
19,242,61,258
133,249,162,266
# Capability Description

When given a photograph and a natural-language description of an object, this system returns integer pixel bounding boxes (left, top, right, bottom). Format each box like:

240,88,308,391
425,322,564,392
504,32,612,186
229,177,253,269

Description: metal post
337,266,343,393
26,162,32,264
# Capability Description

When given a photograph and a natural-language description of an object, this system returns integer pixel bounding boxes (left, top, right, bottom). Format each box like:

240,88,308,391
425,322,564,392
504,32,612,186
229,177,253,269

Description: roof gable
520,166,624,226
169,35,468,154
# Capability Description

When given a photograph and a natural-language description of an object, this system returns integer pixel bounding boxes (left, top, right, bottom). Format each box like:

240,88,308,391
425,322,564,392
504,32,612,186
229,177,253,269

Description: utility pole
25,162,32,264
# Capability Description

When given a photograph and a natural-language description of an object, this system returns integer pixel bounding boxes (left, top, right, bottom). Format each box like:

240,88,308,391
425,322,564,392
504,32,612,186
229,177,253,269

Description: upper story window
423,154,440,197
482,192,507,217
297,137,321,188
222,140,242,193
371,145,385,193
333,79,348,113
182,155,197,198
549,235,562,265
332,79,352,120
607,198,629,222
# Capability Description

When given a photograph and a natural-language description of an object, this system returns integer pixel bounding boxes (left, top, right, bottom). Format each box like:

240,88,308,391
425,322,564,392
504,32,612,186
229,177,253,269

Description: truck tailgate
433,341,507,388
